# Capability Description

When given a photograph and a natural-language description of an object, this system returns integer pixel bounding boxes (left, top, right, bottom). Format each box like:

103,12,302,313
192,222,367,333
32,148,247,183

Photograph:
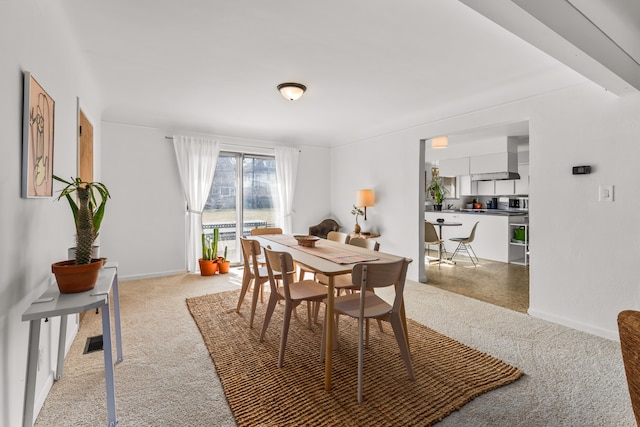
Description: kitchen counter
425,211,528,263
439,209,528,216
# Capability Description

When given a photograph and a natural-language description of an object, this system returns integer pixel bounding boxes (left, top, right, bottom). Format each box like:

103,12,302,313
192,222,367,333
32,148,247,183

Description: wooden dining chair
321,258,415,403
250,227,283,236
317,238,381,294
348,237,379,251
327,231,351,244
618,310,640,426
260,247,329,368
236,238,276,328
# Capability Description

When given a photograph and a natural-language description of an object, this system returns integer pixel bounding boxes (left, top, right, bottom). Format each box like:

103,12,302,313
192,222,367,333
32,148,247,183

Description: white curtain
274,147,299,234
172,136,220,272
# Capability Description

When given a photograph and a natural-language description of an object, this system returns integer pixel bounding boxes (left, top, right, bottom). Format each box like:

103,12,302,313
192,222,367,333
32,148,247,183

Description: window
202,153,279,263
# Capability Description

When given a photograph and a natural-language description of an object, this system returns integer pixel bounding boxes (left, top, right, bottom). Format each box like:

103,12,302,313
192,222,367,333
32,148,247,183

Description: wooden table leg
325,276,334,391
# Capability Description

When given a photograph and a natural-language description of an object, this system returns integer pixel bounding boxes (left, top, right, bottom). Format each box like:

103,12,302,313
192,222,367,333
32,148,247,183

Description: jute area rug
187,290,523,426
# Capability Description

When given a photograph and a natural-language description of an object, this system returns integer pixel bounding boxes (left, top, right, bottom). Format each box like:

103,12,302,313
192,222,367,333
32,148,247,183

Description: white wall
0,1,104,425
330,82,640,341
101,123,332,278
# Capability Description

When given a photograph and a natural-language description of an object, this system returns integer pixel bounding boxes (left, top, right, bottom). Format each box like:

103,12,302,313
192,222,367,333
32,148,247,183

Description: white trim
528,308,619,342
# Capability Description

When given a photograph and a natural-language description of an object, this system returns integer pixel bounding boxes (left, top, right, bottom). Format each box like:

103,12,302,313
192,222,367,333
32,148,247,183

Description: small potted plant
199,228,219,276
351,205,364,234
426,178,448,211
217,246,230,274
51,175,110,293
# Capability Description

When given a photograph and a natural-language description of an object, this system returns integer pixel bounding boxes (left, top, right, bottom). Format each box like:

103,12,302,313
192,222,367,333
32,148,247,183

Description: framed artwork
22,71,55,198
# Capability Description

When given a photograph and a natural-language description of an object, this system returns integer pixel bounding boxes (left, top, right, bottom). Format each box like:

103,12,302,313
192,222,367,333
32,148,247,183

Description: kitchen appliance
497,197,510,210
509,197,529,209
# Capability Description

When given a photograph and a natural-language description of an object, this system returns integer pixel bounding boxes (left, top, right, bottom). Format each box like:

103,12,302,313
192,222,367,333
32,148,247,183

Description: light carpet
187,290,523,426
33,269,635,426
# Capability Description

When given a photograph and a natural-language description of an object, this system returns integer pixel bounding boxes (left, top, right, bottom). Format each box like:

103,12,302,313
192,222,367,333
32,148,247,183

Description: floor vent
83,335,104,354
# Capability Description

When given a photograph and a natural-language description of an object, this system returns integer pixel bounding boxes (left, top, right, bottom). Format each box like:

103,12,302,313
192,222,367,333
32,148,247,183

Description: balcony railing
202,220,268,241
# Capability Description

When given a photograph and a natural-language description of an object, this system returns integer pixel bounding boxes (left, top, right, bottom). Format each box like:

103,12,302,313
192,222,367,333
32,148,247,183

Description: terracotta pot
199,259,218,276
52,259,104,294
218,260,231,274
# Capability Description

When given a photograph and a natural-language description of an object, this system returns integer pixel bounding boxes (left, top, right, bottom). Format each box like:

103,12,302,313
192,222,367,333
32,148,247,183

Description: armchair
308,219,340,239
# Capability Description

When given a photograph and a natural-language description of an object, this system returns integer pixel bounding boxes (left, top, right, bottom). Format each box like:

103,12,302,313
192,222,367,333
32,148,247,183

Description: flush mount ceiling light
277,82,307,101
431,136,448,149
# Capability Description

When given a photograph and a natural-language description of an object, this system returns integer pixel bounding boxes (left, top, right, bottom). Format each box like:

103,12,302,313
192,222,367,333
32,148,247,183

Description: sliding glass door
202,152,279,264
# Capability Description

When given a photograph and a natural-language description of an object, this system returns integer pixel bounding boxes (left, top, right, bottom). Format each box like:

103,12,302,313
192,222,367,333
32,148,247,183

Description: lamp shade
431,136,448,149
277,82,307,101
357,189,375,207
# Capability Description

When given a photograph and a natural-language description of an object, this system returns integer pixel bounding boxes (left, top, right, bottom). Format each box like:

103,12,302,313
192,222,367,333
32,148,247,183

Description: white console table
22,262,122,427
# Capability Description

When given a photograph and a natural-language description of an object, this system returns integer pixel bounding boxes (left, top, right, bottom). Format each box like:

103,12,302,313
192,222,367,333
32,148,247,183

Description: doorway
421,123,530,313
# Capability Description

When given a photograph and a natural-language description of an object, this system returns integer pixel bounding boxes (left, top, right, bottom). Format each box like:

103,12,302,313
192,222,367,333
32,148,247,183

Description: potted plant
351,205,364,234
218,246,230,274
51,175,111,293
199,228,219,276
426,178,448,211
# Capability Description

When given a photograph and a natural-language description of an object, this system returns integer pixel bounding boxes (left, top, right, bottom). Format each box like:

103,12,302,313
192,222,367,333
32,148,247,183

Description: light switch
598,185,614,202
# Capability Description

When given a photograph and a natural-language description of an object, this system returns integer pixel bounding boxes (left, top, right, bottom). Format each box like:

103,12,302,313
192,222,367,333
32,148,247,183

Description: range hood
470,150,521,181
471,171,521,181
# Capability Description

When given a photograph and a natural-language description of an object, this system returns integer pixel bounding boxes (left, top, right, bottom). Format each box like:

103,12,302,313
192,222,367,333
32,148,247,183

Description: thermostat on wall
572,165,591,175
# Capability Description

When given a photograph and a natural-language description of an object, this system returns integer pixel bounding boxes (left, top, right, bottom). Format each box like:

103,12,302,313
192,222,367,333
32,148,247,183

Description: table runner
259,234,379,264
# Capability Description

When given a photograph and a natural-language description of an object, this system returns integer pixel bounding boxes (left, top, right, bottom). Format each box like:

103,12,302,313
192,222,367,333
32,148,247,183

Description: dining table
251,234,409,391
430,221,462,263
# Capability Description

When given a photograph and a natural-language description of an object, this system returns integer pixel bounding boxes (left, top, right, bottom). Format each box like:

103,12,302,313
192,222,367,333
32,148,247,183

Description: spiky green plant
53,175,110,265
201,229,220,261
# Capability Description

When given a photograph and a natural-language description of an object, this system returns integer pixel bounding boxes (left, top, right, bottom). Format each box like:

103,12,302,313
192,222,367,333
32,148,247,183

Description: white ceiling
57,0,639,147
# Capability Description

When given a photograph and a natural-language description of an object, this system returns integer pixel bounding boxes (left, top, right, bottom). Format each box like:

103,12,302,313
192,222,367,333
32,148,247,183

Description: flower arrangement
351,205,365,233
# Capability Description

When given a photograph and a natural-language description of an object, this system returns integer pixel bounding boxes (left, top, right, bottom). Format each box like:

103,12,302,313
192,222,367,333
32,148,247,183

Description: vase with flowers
351,205,365,234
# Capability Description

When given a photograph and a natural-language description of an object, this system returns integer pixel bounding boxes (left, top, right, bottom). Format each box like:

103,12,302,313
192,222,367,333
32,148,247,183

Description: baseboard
528,308,619,342
119,269,187,281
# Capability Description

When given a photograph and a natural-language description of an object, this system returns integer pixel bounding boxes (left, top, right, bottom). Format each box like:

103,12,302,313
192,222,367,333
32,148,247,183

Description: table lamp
356,189,376,220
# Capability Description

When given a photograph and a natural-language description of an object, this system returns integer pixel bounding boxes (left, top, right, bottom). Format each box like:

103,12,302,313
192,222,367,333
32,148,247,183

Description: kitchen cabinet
476,180,495,196
470,152,518,174
515,164,529,195
439,157,469,177
459,175,478,196
495,179,515,195
425,212,511,262
509,219,529,265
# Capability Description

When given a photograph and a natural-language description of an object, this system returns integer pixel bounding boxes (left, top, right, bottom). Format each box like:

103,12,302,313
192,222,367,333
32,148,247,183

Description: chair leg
249,280,262,328
306,301,314,329
467,244,480,265
450,242,463,262
313,301,321,324
320,308,338,363
260,281,264,303
236,275,253,313
260,293,279,342
389,315,415,381
357,315,365,404
278,302,294,368
365,318,370,349
320,305,327,362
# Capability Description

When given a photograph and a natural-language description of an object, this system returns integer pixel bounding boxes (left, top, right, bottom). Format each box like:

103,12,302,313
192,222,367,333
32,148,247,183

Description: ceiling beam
459,0,640,95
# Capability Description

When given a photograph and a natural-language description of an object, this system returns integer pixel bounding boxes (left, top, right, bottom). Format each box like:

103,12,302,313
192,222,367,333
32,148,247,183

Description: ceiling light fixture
277,82,307,101
431,136,448,149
